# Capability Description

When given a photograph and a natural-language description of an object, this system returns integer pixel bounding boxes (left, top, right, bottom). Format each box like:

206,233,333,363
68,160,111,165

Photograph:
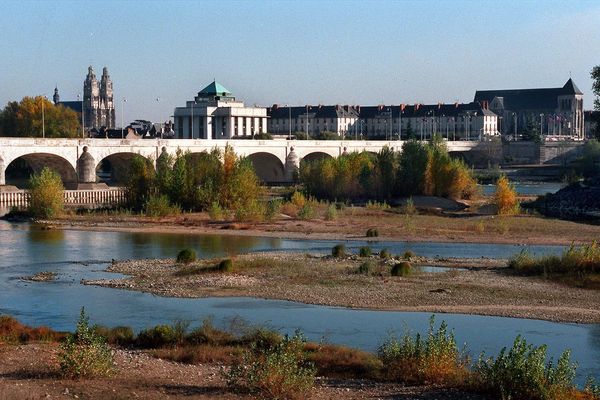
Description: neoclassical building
54,66,116,130
173,82,267,139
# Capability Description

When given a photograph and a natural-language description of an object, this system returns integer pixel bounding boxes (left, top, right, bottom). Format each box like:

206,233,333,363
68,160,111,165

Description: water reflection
27,226,65,243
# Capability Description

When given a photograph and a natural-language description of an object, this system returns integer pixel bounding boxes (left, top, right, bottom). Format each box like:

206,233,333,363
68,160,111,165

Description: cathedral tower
99,67,116,128
83,66,100,129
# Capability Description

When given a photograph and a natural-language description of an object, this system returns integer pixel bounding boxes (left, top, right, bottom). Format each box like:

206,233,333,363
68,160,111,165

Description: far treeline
301,136,478,202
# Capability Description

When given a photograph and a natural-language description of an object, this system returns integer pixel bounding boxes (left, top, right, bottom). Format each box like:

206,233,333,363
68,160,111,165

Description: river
0,220,597,384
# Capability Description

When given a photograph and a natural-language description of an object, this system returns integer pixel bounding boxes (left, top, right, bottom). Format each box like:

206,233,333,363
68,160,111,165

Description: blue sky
1,0,599,124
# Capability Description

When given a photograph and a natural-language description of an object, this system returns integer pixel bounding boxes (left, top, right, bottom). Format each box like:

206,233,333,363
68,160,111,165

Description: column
245,117,251,136
261,117,268,134
237,117,244,136
204,117,212,140
228,116,235,138
0,156,5,185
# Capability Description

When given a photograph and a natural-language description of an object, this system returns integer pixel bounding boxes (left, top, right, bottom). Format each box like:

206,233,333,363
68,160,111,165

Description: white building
268,104,359,138
173,81,267,139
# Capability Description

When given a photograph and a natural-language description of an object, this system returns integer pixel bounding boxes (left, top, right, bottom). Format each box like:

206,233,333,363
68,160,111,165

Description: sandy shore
83,252,600,324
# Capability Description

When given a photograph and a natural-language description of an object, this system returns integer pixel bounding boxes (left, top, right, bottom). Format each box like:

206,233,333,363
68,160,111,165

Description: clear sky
1,0,599,124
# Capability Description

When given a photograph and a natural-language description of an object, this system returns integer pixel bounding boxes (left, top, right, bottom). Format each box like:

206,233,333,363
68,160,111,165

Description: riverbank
84,252,600,324
47,205,600,246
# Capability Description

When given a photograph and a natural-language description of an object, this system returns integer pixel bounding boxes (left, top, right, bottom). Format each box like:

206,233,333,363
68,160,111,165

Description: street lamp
121,98,127,139
190,100,194,139
41,96,46,138
77,94,85,138
287,104,292,140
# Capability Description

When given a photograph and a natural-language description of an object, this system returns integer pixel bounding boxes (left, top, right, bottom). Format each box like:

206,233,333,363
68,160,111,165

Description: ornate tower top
53,87,60,105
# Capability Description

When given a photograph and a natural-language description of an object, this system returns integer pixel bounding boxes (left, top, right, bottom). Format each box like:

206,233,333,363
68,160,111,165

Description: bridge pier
0,156,5,186
284,147,299,182
76,146,96,184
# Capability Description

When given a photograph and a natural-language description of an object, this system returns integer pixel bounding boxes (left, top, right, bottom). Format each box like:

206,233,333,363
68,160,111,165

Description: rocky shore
534,177,600,221
83,252,600,324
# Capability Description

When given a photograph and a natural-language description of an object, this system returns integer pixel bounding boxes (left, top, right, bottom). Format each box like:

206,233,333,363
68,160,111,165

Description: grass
508,242,600,288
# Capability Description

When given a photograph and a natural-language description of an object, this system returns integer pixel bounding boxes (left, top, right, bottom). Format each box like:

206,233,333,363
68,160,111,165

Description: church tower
83,66,100,129
99,67,116,128
53,87,60,105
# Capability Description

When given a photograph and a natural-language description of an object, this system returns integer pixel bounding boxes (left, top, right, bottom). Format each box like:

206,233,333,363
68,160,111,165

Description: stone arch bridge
0,138,479,187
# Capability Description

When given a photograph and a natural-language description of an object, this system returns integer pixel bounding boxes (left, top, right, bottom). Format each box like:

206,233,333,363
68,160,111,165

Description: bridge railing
0,188,126,207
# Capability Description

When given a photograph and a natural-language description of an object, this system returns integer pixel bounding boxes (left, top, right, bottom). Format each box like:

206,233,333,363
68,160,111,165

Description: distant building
54,66,116,130
173,81,267,139
474,79,584,139
268,104,359,137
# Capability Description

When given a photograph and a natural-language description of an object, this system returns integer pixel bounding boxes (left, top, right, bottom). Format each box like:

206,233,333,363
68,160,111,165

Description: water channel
0,219,598,384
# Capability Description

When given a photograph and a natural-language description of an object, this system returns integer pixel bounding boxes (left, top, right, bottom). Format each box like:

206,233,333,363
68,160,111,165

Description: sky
1,0,599,124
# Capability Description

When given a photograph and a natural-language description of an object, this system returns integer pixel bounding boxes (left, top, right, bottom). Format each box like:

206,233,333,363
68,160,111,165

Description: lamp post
287,104,292,140
540,113,544,139
77,94,85,138
121,98,127,139
305,105,309,139
190,100,194,139
398,108,402,140
41,96,46,138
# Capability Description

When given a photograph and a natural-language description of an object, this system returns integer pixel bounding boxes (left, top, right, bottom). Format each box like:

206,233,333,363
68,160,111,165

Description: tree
494,175,518,215
522,118,541,143
0,96,80,138
592,65,600,140
396,140,428,196
28,167,64,218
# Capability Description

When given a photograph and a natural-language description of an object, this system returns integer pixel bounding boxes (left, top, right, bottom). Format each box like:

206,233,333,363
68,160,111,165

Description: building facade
267,104,359,137
474,79,584,139
173,82,267,140
54,66,116,130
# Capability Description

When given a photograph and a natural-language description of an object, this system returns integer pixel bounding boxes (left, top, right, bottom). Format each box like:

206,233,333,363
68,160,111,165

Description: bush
359,246,372,257
366,228,379,237
332,244,346,258
136,322,187,348
93,325,134,347
0,315,62,344
402,250,415,260
377,316,466,385
391,261,412,277
297,203,315,220
379,248,391,259
401,197,417,215
176,248,196,264
234,199,266,222
324,203,338,221
265,199,282,221
208,201,224,221
58,308,114,378
225,331,316,399
474,335,578,400
290,191,307,208
28,167,64,219
145,194,180,217
358,261,374,275
218,258,233,272
187,318,235,346
495,175,519,215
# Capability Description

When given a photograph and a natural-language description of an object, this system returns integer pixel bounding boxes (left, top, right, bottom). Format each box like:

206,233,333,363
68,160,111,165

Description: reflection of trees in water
28,226,65,243
589,324,600,352
127,232,281,257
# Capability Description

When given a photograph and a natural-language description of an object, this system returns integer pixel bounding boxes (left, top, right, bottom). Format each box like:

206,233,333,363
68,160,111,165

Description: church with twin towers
53,66,116,130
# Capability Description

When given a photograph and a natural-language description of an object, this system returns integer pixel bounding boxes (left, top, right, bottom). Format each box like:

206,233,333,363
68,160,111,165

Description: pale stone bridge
0,138,479,187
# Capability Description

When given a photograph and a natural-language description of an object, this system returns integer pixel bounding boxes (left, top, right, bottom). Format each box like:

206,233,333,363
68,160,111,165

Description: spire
53,87,60,105
562,78,583,95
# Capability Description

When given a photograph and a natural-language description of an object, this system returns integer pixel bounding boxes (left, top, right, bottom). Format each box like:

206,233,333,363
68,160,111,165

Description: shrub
290,191,307,208
332,244,346,258
145,194,180,217
240,327,283,350
495,175,519,215
136,322,187,348
225,331,316,399
324,203,338,221
187,318,235,346
358,261,374,275
265,199,282,221
58,307,114,378
366,228,379,237
377,316,466,385
474,335,578,400
208,201,224,220
391,261,412,277
401,197,417,215
379,248,391,259
0,315,62,344
218,258,233,272
176,248,196,264
297,203,315,220
93,325,134,347
234,199,266,223
28,167,64,219
402,250,415,260
366,200,390,210
359,246,372,257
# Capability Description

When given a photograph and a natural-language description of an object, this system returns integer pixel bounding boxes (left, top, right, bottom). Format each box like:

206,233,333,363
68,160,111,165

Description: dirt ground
0,343,489,400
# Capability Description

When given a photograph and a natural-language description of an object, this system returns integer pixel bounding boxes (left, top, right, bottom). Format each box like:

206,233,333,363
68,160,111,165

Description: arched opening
302,152,334,164
5,153,77,189
97,152,148,186
247,152,285,184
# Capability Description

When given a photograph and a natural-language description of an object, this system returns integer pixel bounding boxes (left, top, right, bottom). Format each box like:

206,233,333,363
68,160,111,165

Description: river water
0,220,598,383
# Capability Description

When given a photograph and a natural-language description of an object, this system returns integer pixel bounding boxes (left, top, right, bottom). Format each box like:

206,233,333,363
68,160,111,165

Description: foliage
402,197,417,215
494,175,519,215
0,96,80,138
366,228,379,237
592,66,600,140
377,316,466,385
28,167,64,219
265,199,283,221
225,331,316,399
402,250,415,260
208,201,225,221
125,155,156,211
218,258,234,272
176,248,197,264
332,244,346,258
397,140,429,196
379,248,391,259
144,194,180,217
58,308,114,378
93,326,134,347
136,322,187,348
573,139,600,177
357,261,375,275
359,246,372,257
235,198,266,222
297,203,315,220
391,261,412,277
474,335,578,400
0,315,62,344
324,203,338,221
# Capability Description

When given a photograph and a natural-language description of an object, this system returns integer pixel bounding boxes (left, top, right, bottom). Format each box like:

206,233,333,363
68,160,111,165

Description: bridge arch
301,151,334,164
4,153,78,189
97,152,149,185
247,152,285,184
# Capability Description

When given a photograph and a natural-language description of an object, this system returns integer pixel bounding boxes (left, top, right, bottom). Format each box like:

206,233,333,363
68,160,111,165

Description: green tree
28,167,64,218
592,65,600,140
575,139,600,177
396,140,428,196
0,96,80,138
522,117,541,143
125,155,156,211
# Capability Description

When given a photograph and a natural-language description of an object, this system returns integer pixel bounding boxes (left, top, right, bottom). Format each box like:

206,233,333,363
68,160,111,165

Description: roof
474,79,582,110
198,81,232,97
57,101,83,113
268,105,359,119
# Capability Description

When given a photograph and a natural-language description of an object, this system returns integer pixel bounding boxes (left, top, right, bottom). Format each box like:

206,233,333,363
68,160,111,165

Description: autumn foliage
494,175,519,215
